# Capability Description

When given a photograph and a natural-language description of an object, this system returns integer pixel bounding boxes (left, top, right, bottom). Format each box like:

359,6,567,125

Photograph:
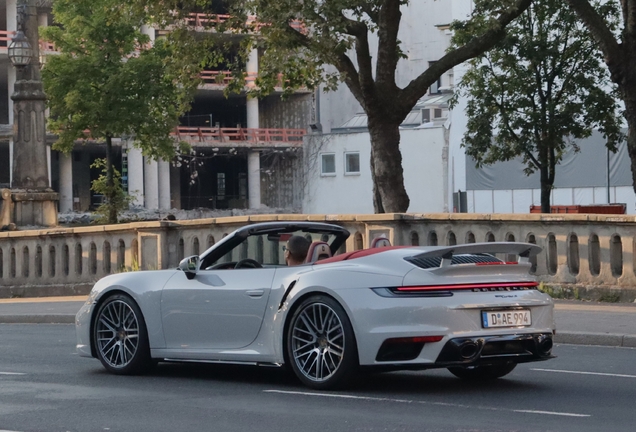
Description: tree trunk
367,118,410,213
623,96,636,202
539,164,552,213
105,135,117,224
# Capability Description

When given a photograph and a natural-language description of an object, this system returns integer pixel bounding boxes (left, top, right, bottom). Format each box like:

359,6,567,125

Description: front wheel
93,293,152,375
448,362,517,380
286,295,358,390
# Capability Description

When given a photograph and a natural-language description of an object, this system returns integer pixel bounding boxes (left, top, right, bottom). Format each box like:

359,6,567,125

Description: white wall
467,186,636,213
319,0,454,133
447,0,473,210
303,127,447,214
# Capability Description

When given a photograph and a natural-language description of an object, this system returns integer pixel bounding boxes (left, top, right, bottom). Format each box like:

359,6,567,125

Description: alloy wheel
291,302,345,382
95,299,140,368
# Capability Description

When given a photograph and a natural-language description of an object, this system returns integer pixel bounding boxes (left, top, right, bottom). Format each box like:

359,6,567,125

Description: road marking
0,429,23,432
0,372,26,376
264,390,589,417
513,409,590,417
532,368,636,379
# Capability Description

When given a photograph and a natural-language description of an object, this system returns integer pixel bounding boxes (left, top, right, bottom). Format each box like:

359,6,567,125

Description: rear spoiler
409,242,542,267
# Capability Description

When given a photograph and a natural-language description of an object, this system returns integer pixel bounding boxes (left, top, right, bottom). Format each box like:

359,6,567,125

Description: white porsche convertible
76,221,555,389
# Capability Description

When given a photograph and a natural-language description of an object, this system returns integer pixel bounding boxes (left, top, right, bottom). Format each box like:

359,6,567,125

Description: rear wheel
448,362,517,380
286,295,358,390
93,293,152,375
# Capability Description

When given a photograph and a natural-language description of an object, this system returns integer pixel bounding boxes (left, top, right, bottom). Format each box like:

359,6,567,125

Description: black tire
286,295,358,390
448,362,517,380
93,293,153,375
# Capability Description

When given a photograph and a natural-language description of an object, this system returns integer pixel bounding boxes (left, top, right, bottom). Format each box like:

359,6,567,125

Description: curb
0,315,75,324
555,331,636,348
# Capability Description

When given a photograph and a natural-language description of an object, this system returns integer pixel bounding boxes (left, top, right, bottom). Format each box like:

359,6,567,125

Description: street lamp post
0,0,58,228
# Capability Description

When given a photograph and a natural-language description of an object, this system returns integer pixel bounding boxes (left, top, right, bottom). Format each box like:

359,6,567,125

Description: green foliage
539,283,581,300
598,291,621,303
453,0,622,208
41,0,205,160
119,255,141,273
90,158,131,225
122,0,532,213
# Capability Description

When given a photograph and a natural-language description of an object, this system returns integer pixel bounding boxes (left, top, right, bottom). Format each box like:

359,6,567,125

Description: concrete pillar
144,156,159,209
8,140,13,185
46,145,51,187
140,25,155,43
246,96,261,209
127,145,144,207
245,48,261,209
247,97,259,130
247,151,261,209
7,0,16,184
247,47,258,88
58,152,73,212
158,159,171,210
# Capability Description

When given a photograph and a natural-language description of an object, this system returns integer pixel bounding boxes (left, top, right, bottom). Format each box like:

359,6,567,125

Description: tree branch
281,25,366,105
376,0,401,85
360,4,379,23
566,0,623,77
336,52,367,107
399,0,533,114
339,13,375,100
621,0,636,36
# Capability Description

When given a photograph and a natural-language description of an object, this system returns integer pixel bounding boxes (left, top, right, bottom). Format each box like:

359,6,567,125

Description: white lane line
0,372,25,376
263,390,589,417
0,430,23,432
532,368,636,379
513,410,590,417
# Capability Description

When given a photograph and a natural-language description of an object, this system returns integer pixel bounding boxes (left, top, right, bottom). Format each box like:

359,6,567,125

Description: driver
285,235,311,266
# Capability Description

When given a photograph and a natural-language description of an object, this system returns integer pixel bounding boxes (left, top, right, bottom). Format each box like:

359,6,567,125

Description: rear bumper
361,332,554,372
434,332,554,366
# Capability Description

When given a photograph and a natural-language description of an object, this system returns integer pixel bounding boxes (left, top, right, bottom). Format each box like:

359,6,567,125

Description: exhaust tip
459,341,479,359
537,335,553,356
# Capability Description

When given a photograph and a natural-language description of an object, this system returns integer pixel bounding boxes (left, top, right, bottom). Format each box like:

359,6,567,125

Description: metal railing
172,126,306,145
185,13,304,32
199,70,257,85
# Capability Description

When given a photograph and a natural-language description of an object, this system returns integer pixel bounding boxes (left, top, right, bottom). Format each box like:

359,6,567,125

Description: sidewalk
0,296,635,348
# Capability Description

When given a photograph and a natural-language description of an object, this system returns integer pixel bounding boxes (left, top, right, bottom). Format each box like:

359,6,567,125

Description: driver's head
285,235,311,266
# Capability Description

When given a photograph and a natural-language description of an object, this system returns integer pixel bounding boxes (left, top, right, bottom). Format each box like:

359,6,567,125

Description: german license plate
482,309,531,328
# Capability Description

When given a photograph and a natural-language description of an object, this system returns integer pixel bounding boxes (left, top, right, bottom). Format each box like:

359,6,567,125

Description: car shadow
140,361,544,397
149,361,297,386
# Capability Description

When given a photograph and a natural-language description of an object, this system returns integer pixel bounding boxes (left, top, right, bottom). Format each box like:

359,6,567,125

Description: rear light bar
395,281,539,292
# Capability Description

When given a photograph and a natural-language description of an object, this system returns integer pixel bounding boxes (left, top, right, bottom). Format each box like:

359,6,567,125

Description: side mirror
179,255,200,280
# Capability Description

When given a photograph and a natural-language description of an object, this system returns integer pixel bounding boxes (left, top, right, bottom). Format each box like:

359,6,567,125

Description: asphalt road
1,324,636,432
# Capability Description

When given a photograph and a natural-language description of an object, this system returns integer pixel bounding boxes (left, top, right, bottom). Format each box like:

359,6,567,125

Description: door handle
246,289,264,298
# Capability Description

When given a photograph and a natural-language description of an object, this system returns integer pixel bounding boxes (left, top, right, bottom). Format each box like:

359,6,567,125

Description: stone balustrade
1,213,635,300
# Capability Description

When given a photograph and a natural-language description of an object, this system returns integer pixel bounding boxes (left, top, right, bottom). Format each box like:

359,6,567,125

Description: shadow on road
91,361,546,396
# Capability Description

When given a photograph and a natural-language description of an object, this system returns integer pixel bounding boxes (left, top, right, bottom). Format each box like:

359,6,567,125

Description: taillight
395,281,539,292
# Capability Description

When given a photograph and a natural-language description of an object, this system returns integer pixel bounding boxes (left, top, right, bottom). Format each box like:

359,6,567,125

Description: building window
217,173,226,200
321,153,336,176
429,61,442,94
344,152,360,175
